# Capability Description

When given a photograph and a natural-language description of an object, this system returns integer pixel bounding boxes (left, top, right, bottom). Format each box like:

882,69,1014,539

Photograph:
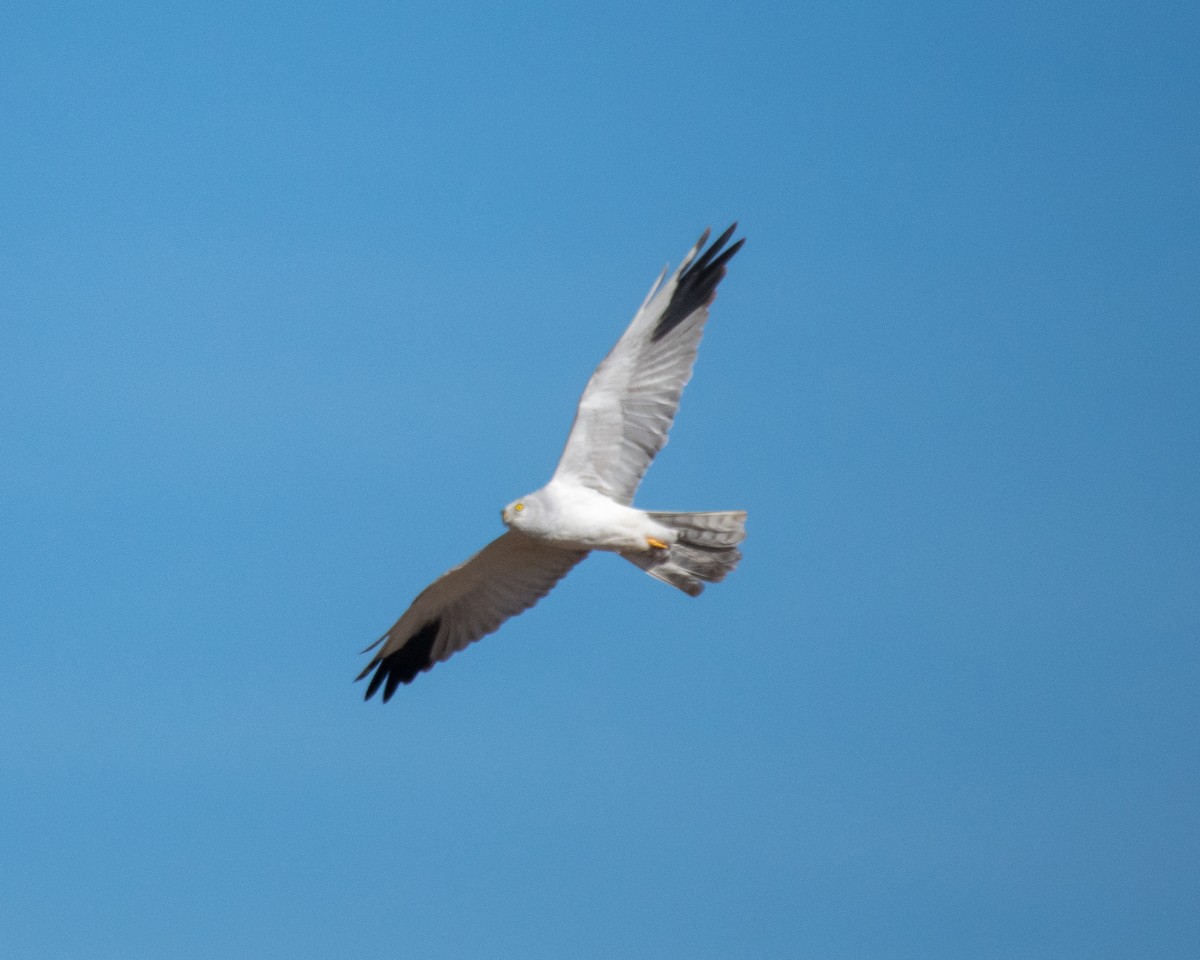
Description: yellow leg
646,536,669,550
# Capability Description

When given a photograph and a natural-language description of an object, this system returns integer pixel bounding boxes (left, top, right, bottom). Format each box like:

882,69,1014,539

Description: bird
358,225,747,701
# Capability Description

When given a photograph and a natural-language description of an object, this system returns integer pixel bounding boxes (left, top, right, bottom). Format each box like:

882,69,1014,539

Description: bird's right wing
552,225,743,504
358,531,587,701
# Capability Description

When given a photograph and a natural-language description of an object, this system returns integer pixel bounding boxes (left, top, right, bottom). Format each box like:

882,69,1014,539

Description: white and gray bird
359,225,747,700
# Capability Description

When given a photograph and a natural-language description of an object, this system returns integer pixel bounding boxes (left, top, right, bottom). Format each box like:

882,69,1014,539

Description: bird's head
501,497,530,529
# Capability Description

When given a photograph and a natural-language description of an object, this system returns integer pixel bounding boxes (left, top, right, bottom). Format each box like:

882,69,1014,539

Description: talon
646,537,669,550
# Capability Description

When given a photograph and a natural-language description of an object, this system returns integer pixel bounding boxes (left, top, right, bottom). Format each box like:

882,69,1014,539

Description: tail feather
622,510,747,597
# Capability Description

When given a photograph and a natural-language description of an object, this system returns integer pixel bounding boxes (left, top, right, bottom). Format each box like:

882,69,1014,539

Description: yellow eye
514,502,525,512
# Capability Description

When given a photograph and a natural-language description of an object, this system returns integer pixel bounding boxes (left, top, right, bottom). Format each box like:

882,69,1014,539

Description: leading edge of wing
651,223,744,343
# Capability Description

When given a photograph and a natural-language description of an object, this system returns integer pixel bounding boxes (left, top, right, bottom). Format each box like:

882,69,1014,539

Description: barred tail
622,510,747,597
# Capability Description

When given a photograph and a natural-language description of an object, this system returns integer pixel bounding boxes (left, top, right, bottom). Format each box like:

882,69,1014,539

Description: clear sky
3,1,1197,957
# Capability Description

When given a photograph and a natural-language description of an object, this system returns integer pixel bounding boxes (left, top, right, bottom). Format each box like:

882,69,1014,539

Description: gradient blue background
3,2,1198,957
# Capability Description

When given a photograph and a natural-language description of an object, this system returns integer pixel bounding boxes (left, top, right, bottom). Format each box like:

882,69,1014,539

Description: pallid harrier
359,225,746,700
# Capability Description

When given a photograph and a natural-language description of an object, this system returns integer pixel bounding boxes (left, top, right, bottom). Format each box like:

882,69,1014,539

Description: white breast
520,480,672,552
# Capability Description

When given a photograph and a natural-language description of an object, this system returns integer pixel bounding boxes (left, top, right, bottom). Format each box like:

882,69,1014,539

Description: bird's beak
501,507,509,524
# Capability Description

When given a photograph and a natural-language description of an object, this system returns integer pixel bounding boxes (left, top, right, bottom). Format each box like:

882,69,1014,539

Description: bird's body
358,225,747,700
502,480,676,553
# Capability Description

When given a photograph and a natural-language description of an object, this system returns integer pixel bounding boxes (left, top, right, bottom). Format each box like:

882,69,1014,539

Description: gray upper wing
552,225,743,504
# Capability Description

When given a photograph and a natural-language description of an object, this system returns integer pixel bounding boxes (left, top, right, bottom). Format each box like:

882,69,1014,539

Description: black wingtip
652,224,743,342
706,222,738,258
359,618,442,702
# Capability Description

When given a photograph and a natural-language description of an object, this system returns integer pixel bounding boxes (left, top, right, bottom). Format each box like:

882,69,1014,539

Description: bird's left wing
552,225,743,504
358,531,588,701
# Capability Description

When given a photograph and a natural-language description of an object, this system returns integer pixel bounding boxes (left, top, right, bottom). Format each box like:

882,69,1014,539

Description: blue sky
3,1,1197,957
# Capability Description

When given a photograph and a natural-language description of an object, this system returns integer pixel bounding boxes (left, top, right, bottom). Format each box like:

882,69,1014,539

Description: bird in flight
359,225,747,701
